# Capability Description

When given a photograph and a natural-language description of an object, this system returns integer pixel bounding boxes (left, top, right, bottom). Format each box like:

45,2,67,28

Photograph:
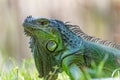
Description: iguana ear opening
46,40,58,52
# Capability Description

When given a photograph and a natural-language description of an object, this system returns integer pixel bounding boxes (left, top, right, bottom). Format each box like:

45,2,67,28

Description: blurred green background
0,0,120,65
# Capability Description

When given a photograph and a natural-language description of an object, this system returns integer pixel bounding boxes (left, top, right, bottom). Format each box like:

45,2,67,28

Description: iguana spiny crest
65,24,120,50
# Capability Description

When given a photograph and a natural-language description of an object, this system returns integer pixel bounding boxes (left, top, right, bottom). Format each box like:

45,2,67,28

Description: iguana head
23,16,64,52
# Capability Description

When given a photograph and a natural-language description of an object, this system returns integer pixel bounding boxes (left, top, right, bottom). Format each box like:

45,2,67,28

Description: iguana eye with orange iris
38,21,46,25
37,19,50,25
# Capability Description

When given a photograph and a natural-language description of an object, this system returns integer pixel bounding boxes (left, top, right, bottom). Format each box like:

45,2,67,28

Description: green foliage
0,58,119,80
0,58,69,80
0,58,40,80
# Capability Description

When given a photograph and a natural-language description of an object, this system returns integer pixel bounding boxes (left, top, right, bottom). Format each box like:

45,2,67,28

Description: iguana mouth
23,25,37,36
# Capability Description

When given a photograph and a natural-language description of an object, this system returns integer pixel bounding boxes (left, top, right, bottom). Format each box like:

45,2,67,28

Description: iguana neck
62,30,82,49
55,21,83,51
53,23,86,62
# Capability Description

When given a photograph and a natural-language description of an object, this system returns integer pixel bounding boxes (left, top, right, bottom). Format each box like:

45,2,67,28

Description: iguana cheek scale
23,16,120,80
46,40,58,52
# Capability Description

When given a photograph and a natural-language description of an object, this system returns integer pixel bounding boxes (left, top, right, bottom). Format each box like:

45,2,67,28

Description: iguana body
23,16,120,80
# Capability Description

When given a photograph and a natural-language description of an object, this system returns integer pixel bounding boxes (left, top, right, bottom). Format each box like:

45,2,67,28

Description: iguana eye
46,40,58,52
37,19,50,25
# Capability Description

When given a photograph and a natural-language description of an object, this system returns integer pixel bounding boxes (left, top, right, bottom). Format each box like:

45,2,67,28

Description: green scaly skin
23,16,120,80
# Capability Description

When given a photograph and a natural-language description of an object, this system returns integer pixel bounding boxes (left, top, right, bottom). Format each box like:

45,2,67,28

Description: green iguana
23,16,120,80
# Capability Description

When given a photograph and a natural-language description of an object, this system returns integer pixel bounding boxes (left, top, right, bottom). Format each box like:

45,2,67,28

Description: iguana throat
29,36,58,79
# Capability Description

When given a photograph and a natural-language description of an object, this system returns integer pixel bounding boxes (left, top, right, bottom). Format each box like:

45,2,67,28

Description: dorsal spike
65,23,120,50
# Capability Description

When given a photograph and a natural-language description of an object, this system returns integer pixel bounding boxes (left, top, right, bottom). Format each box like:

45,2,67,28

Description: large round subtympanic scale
46,40,58,52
